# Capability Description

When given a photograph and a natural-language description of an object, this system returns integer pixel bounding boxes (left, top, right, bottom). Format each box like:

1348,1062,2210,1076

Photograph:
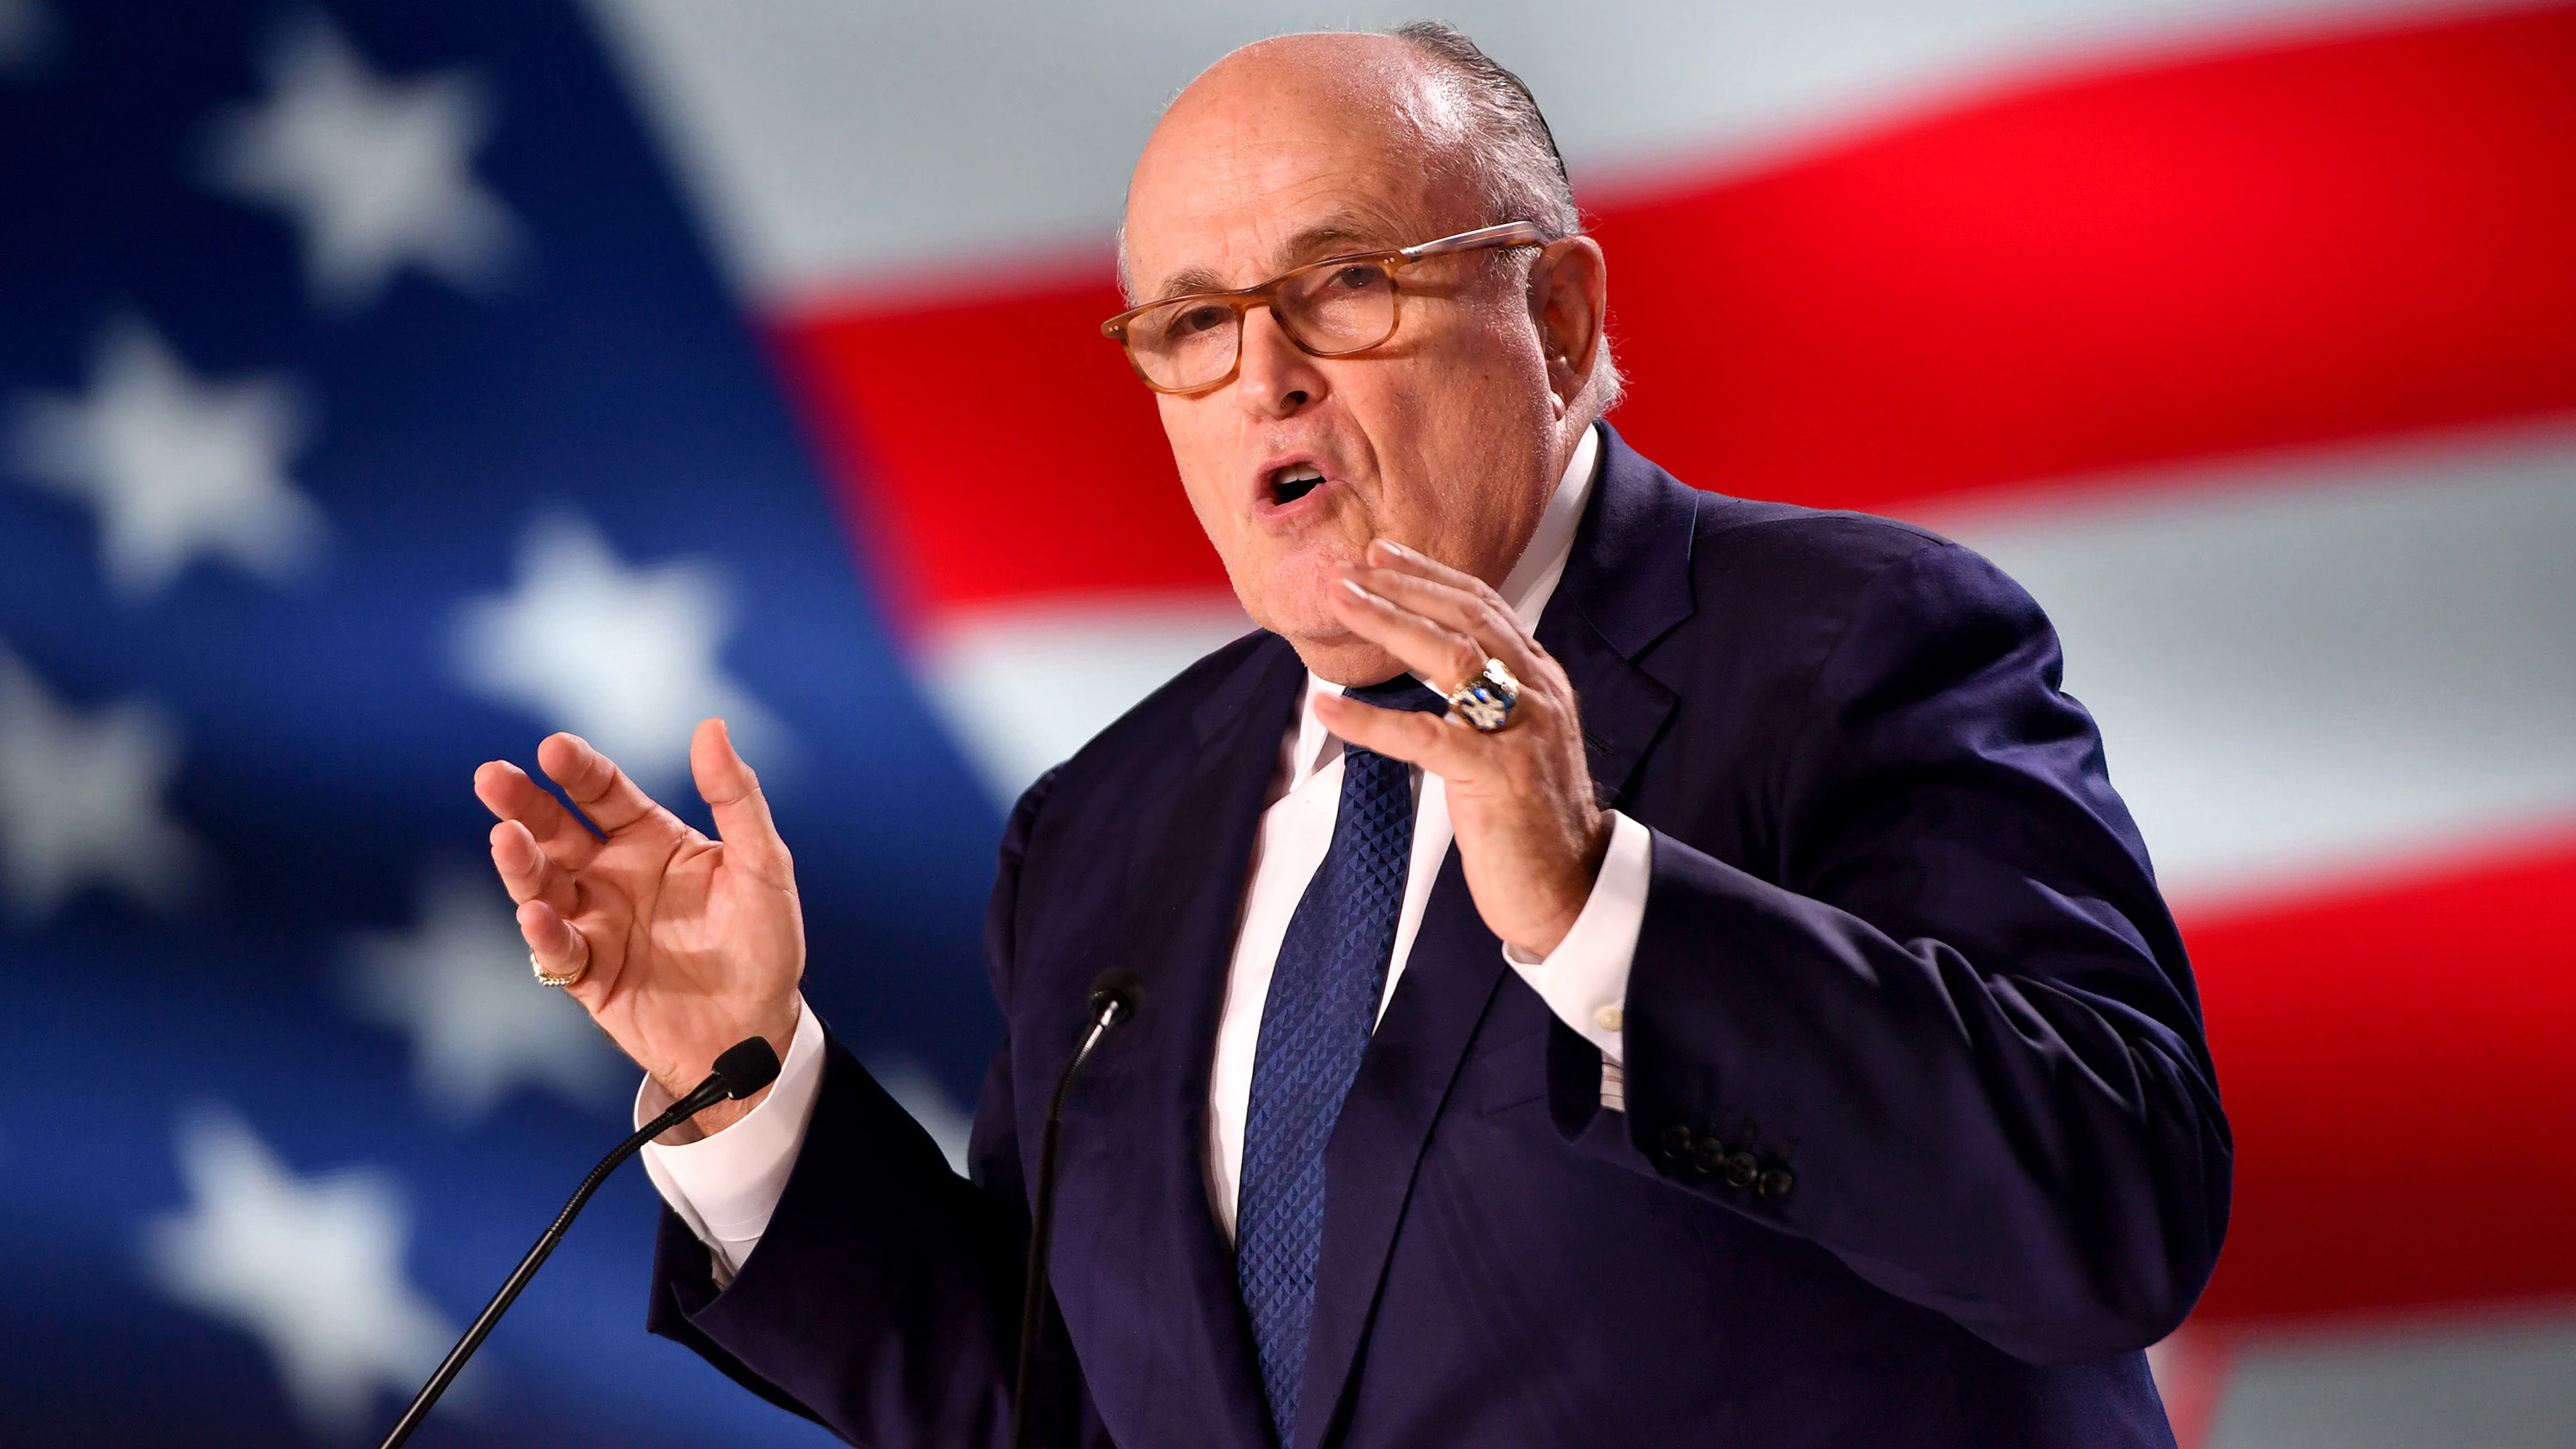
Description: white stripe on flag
1919,419,2576,908
2178,1304,2576,1448
919,593,1255,805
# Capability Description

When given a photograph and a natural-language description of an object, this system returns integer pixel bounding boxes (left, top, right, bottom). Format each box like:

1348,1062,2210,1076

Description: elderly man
475,22,2226,1449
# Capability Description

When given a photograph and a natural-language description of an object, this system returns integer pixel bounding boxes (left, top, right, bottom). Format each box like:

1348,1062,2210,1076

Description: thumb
690,718,793,882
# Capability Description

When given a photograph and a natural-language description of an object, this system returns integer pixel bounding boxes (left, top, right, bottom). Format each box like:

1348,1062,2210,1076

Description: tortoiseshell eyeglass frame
1099,221,1552,395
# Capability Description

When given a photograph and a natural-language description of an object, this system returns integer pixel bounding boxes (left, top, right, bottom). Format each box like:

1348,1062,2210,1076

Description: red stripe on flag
772,3,2576,620
2181,835,2576,1323
1601,1,2576,518
770,275,1212,630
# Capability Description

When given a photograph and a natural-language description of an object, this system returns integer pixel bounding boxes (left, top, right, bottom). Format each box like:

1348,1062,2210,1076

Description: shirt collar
1283,422,1602,792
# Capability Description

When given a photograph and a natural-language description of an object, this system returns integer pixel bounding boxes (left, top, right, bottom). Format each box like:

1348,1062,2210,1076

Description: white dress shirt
643,423,1652,1282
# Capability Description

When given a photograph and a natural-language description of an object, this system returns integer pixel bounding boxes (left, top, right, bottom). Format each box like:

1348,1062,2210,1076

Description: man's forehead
1124,33,1467,299
1141,205,1422,301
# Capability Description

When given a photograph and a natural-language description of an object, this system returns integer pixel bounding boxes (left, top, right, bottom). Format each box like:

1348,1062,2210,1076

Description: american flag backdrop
0,2,2570,1446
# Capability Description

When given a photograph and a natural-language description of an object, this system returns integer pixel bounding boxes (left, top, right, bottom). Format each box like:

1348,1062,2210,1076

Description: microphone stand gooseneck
375,1035,783,1449
1011,968,1145,1449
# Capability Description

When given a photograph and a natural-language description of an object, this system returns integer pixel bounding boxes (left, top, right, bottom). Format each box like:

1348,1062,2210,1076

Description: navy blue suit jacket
647,427,2230,1448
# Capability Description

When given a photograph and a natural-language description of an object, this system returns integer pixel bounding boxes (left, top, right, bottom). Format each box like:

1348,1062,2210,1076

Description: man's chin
1245,555,1347,640
1278,629,1409,688
1242,552,1409,682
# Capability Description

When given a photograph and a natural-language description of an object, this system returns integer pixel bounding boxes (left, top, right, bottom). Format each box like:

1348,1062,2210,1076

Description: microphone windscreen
712,1035,784,1100
1086,967,1145,1027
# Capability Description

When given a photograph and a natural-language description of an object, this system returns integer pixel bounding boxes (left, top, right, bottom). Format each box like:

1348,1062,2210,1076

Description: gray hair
1385,21,1621,419
1118,21,1623,419
1384,21,1578,241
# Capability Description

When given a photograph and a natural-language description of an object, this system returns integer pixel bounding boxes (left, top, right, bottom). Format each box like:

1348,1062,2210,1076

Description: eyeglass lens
1127,259,1399,391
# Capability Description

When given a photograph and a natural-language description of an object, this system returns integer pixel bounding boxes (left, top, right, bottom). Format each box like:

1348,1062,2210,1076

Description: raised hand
1315,538,1611,957
473,718,803,1137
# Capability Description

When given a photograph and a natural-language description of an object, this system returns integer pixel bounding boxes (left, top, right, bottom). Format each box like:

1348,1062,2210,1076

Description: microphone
376,1034,784,1449
1011,968,1145,1449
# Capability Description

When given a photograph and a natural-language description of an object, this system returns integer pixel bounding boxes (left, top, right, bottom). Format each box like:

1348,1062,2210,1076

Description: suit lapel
1540,423,1696,809
1100,635,1305,1449
1292,424,1698,1448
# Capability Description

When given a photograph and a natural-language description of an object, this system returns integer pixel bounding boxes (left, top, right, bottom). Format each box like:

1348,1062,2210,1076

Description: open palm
473,719,804,1125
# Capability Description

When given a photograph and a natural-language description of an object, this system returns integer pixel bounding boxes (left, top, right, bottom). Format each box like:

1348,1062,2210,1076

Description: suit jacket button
1722,1152,1761,1189
1657,1125,1693,1163
1758,1167,1794,1201
1692,1137,1728,1175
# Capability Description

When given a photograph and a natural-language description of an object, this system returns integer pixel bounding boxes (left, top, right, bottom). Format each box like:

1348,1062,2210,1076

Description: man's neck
1493,421,1601,626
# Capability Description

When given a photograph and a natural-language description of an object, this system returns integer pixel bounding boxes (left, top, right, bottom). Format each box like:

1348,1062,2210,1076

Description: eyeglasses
1100,221,1549,394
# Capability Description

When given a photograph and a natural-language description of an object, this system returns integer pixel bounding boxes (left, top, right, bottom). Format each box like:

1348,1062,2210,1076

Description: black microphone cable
376,1034,784,1449
1011,967,1145,1449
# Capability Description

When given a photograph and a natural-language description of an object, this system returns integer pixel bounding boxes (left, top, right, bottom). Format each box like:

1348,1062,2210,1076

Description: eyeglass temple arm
1398,221,1550,259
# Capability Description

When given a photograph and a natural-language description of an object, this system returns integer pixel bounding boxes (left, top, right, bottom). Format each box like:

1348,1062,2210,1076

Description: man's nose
1234,304,1325,417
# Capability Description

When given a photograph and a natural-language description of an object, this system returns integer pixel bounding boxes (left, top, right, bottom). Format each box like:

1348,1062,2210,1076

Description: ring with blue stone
1446,657,1522,733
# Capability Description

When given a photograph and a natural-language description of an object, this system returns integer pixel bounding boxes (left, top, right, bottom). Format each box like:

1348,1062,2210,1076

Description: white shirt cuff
1501,811,1650,1108
636,996,826,1288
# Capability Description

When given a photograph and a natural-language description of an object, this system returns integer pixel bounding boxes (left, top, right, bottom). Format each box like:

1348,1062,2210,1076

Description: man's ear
1531,235,1608,409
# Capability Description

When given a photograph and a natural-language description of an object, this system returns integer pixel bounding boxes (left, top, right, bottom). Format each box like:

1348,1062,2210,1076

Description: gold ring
531,949,586,988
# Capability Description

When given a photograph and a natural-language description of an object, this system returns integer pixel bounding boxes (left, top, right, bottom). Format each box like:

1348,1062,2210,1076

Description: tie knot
1345,674,1447,715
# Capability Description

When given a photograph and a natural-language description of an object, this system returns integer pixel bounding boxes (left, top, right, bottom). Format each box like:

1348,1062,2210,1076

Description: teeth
1279,464,1323,482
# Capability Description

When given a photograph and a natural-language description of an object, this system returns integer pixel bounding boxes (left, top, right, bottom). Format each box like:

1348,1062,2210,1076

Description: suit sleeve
644,765,1109,1446
1617,541,2231,1364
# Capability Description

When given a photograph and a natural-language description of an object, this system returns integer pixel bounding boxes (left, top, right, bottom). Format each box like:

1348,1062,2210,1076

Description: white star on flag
9,314,325,601
0,646,203,923
205,15,522,314
140,1106,457,1437
345,863,629,1122
450,511,789,791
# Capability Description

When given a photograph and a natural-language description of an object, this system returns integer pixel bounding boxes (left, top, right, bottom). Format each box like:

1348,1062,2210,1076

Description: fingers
488,817,577,914
515,897,592,991
537,732,667,834
1334,540,1544,688
1329,578,1491,696
1315,688,1477,775
1358,536,1490,597
1327,544,1607,961
690,719,793,886
474,758,604,870
1317,537,1582,784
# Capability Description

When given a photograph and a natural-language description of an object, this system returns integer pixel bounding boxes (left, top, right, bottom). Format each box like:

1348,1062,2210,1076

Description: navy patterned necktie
1236,674,1448,1447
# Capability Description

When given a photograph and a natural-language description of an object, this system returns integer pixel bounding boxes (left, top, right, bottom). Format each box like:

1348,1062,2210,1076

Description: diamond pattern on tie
1236,675,1445,1446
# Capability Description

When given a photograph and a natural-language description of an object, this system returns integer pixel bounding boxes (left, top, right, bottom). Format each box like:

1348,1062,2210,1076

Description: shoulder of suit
1583,441,2044,676
1598,438,1960,589
1692,490,1952,563
1678,488,1996,613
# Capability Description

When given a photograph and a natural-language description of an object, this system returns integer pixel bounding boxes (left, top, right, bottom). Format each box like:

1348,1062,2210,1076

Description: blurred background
0,1,2567,1445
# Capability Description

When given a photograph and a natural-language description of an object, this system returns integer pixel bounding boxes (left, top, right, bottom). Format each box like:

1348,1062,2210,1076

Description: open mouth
1267,463,1326,506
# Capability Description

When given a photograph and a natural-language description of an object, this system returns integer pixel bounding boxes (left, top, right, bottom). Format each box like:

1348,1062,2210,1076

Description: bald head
1123,27,1580,299
1113,27,1613,684
1125,33,1483,302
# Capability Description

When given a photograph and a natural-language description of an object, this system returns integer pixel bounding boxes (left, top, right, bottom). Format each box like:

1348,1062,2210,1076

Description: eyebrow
1150,215,1405,302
